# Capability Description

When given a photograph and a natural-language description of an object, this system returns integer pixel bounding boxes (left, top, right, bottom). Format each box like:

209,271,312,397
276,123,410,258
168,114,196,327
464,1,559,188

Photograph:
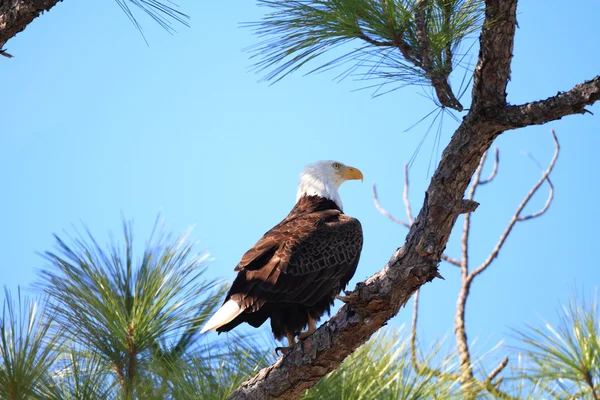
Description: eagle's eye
332,162,341,169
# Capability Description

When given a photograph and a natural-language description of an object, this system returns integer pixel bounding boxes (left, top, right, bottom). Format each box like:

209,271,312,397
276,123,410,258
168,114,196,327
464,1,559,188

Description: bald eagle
201,160,363,352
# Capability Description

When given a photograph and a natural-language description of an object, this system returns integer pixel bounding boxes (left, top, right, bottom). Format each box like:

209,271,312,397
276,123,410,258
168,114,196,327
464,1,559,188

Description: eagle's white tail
200,300,243,333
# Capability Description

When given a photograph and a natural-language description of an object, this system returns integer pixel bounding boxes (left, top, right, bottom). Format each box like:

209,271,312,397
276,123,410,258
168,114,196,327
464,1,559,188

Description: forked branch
372,163,460,267
470,130,559,281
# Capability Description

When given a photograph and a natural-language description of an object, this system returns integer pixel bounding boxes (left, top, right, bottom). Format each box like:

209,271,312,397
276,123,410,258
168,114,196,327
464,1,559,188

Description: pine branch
248,0,483,110
0,0,189,51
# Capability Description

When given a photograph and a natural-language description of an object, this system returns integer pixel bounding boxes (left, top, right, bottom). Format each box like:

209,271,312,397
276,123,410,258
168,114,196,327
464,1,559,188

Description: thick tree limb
471,0,517,109
0,0,63,49
486,76,600,129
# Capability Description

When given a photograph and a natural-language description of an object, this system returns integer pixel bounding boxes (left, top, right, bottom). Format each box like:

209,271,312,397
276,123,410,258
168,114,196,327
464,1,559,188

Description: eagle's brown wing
226,209,363,313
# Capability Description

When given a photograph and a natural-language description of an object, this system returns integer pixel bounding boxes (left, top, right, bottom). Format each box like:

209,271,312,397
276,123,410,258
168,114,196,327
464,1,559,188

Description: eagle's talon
298,315,317,340
275,346,294,355
297,330,313,340
336,294,352,303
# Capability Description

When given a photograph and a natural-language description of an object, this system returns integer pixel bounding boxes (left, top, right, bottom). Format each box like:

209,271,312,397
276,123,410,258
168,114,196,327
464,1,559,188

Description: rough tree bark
227,1,599,399
0,0,63,52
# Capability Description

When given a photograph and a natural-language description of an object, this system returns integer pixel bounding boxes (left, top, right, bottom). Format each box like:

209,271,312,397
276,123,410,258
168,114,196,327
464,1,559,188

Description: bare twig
372,183,410,228
403,164,414,225
441,254,461,267
373,178,460,267
461,150,488,274
479,148,500,185
470,130,559,281
454,150,489,388
484,356,509,387
410,289,421,371
410,288,462,380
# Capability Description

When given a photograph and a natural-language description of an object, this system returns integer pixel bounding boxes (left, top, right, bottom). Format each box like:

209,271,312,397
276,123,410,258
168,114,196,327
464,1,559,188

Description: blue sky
1,0,599,360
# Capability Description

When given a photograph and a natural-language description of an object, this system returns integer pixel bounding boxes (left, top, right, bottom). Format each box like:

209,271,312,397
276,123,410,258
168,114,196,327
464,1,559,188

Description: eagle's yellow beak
340,165,364,182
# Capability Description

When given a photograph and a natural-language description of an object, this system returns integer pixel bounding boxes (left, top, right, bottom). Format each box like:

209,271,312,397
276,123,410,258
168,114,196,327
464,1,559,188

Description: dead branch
372,183,410,228
484,356,509,388
479,148,500,185
454,149,491,386
470,130,559,281
410,289,421,371
403,164,414,225
409,288,463,382
372,176,460,267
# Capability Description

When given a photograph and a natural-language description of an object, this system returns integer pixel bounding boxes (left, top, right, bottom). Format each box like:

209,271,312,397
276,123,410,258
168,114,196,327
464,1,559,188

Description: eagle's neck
296,173,343,210
291,195,342,215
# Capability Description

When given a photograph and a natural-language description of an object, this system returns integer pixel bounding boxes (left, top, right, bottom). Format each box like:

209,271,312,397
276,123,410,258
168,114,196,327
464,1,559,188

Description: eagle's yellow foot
298,315,316,340
335,294,351,303
275,332,297,355
275,346,294,355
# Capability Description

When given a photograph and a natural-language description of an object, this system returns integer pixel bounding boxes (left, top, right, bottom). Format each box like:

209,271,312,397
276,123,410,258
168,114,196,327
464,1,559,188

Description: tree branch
409,288,462,380
372,183,410,228
470,130,559,281
410,288,421,371
402,163,414,226
0,0,63,49
471,0,518,109
455,149,489,389
484,356,509,388
479,147,500,185
486,76,600,129
372,171,460,267
413,0,463,111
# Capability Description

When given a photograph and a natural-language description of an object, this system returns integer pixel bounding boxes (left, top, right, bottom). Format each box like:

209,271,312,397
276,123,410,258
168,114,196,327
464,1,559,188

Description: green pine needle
247,0,483,94
301,329,460,399
37,218,224,396
514,292,600,399
0,288,62,399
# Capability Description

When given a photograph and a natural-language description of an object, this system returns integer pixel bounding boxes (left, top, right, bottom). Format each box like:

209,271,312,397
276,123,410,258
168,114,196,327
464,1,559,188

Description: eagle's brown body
217,195,363,340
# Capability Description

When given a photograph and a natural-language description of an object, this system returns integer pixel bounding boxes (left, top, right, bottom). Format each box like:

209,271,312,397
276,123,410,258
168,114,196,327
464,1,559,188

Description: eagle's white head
296,160,363,210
